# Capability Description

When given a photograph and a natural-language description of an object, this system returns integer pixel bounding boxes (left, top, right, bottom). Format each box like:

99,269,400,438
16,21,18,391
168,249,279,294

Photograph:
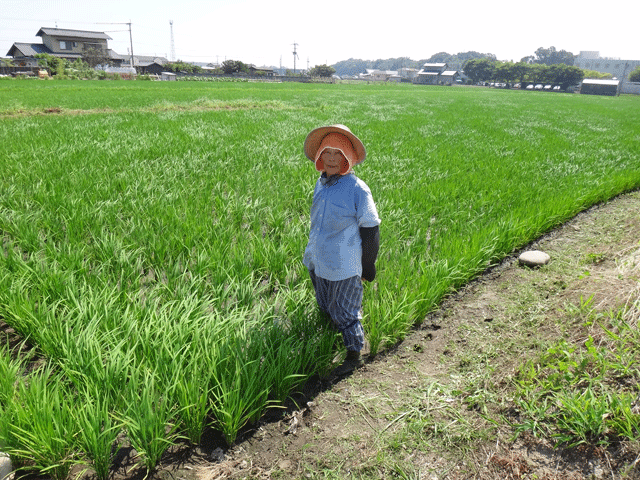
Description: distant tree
462,58,496,83
629,66,640,82
459,51,496,62
495,62,518,85
69,58,98,79
309,64,336,77
581,69,613,80
525,63,547,84
165,60,203,73
333,58,369,77
424,51,495,71
531,46,575,66
221,60,248,74
0,58,14,67
34,53,68,76
426,52,455,64
513,62,530,86
547,64,584,89
372,57,417,71
82,44,110,68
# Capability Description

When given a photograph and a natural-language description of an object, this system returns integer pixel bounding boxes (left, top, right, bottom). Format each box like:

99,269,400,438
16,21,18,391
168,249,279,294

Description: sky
2,0,638,68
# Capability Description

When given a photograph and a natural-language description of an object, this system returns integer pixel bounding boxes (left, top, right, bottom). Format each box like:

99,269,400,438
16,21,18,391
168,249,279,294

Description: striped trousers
308,270,365,352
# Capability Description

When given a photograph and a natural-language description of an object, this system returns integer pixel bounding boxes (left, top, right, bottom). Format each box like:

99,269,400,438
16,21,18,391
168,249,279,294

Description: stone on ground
519,250,550,267
0,453,12,480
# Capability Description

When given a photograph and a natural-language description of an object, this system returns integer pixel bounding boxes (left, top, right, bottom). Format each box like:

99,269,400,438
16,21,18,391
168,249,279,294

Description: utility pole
169,20,176,62
292,42,299,74
618,62,629,96
97,22,135,70
128,21,134,69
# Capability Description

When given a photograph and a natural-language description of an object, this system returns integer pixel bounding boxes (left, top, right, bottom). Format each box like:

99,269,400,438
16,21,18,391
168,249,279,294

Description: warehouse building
579,79,620,96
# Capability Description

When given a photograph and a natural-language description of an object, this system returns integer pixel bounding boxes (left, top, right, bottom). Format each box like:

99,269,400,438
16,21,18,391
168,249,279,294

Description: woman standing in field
302,124,380,372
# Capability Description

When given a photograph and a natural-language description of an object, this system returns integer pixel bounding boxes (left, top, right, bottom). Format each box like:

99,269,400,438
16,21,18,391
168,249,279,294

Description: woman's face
320,148,348,176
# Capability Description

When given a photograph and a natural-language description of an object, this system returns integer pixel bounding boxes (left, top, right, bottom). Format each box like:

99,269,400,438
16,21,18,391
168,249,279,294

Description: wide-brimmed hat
304,124,366,166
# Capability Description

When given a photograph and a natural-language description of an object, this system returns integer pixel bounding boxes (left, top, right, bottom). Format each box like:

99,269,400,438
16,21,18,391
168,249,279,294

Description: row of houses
355,64,462,84
4,28,286,77
3,28,280,77
9,28,634,94
5,27,464,83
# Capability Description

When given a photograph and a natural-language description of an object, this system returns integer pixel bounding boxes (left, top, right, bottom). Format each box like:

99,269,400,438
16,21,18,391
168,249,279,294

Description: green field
1,79,639,477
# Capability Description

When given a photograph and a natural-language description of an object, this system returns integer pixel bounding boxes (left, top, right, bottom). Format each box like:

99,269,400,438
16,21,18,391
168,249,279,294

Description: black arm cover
360,225,380,282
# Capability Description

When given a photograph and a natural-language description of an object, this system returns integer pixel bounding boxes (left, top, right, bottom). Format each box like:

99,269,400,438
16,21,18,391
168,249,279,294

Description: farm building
579,79,620,96
248,65,276,76
440,70,460,85
161,72,177,81
398,67,419,80
414,63,459,85
359,69,399,81
414,63,446,84
108,52,168,73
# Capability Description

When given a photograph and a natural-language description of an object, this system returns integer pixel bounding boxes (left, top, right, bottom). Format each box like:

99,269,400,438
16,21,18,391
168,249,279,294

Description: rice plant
119,370,180,474
74,386,123,480
3,363,80,480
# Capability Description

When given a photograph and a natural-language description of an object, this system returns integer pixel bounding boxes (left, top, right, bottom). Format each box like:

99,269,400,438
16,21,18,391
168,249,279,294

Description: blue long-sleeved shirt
303,172,381,281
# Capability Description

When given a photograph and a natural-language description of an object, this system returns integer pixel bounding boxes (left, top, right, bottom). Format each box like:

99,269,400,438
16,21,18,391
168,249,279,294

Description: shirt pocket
326,201,354,232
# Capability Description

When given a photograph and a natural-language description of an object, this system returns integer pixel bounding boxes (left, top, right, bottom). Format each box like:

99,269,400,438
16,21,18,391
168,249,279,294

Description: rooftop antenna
292,42,299,74
169,20,175,62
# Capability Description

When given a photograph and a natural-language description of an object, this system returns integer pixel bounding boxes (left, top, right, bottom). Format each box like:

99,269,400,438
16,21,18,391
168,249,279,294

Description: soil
6,190,640,480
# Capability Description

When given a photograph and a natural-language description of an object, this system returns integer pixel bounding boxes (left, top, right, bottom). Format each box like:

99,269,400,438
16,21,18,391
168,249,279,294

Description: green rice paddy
0,79,639,477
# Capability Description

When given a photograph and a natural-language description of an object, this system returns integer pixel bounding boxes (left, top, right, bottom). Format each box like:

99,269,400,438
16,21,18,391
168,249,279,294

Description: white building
359,69,399,81
574,51,639,82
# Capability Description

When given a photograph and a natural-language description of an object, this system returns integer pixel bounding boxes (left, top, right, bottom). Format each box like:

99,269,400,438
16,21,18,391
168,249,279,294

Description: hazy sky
2,0,638,67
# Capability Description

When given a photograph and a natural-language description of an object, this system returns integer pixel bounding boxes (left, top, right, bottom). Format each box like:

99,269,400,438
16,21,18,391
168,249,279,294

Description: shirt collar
320,172,352,187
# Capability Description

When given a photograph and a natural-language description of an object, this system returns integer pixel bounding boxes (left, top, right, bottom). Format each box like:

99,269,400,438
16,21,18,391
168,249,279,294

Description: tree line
463,58,586,90
329,48,575,78
332,52,495,77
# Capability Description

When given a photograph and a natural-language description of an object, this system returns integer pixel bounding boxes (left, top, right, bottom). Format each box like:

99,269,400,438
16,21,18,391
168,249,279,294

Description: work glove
360,225,380,282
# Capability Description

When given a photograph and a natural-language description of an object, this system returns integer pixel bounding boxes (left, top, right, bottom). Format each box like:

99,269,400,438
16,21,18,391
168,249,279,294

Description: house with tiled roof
109,52,169,74
6,27,167,72
7,28,113,67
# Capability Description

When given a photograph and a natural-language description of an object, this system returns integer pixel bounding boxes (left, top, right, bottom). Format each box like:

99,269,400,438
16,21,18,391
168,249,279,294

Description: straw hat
304,124,366,167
